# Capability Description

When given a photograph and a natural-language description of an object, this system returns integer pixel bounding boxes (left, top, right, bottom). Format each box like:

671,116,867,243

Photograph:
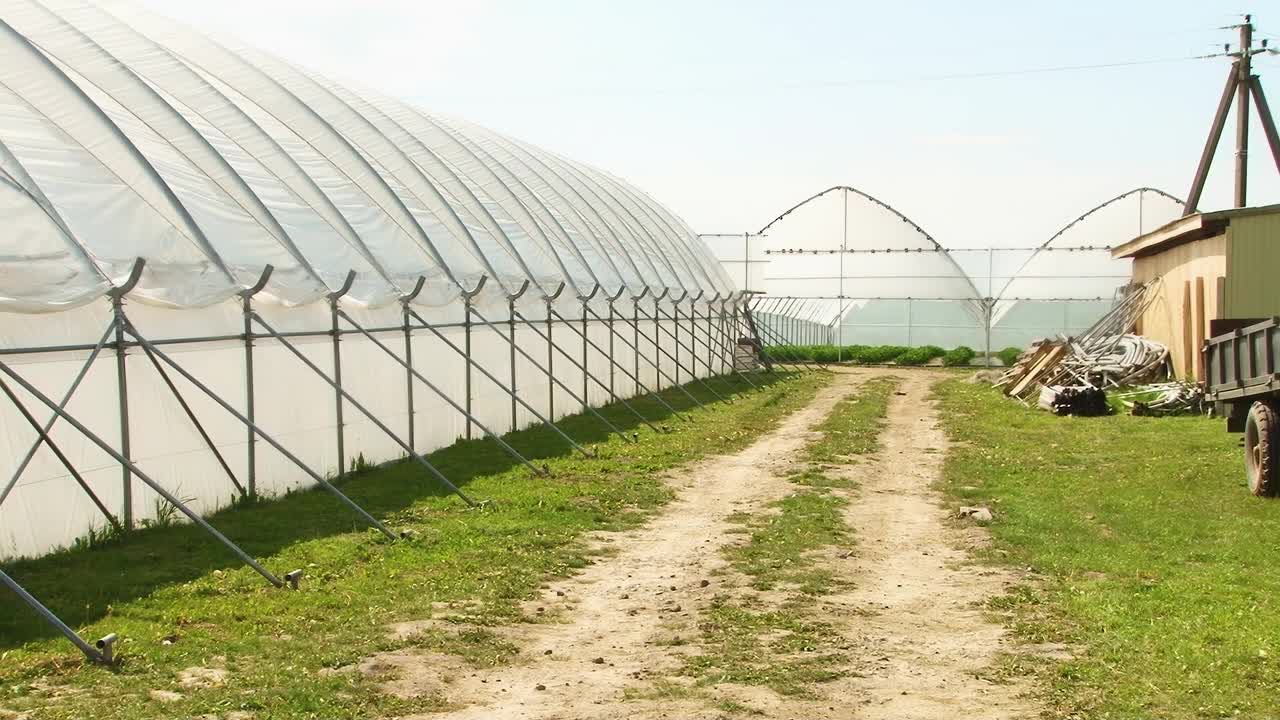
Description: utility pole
1185,15,1280,214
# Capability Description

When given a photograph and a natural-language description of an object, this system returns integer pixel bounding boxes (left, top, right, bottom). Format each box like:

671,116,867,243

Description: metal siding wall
1224,214,1280,318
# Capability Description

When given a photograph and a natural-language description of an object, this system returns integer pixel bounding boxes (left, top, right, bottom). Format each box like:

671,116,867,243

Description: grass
681,596,847,697
0,370,826,720
806,376,899,463
935,379,1280,719
677,375,901,703
725,491,848,595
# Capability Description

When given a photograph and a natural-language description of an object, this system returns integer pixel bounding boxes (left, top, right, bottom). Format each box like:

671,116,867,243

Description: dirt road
388,368,1037,719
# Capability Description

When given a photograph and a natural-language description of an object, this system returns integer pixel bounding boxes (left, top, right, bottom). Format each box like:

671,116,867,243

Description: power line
423,55,1208,101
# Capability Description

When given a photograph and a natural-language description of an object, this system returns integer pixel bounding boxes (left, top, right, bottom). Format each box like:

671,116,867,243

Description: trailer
1204,317,1280,496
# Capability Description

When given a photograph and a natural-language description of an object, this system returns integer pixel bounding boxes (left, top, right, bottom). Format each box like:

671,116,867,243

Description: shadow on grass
0,369,797,648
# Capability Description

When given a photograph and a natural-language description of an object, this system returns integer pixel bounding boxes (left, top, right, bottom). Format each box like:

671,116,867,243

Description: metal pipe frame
710,295,760,388
581,285,600,415
606,287,625,402
633,287,646,398
241,266,274,498
576,301,702,417
507,281,527,434
754,310,817,371
0,318,120,526
401,277,427,455
511,305,667,434
642,301,736,402
257,310,488,498
462,277,487,440
108,260,146,530
0,361,288,587
334,306,547,479
737,297,796,371
524,302,691,425
706,293,752,384
545,283,564,420
747,297,818,370
121,320,402,540
466,303,637,444
396,303,596,458
134,326,246,497
329,271,356,476
0,346,124,535
745,298,797,369
668,290,743,394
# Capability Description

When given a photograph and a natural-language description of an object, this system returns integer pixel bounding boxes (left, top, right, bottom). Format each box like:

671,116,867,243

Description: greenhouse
0,0,744,588
705,185,1186,357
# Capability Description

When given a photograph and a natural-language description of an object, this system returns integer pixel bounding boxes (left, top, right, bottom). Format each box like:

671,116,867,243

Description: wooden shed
1111,204,1280,381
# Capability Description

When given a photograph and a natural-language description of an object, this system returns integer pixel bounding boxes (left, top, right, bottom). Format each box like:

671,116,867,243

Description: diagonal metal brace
461,305,636,444
120,322,401,540
400,306,606,454
249,311,484,502
328,309,548,478
0,364,286,587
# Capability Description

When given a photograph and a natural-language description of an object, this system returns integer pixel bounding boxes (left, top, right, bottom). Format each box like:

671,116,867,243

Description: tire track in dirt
392,371,867,720
825,369,1038,719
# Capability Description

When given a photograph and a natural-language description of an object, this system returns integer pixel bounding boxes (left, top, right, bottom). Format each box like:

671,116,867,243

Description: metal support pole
111,294,132,530
906,297,913,346
333,308,551,476
0,365,287,587
509,300,518,432
241,267,272,498
608,298,617,399
508,282,528,433
546,289,557,419
652,296,661,388
1,568,108,664
329,273,355,476
464,295,474,441
582,286,599,412
634,293,642,394
671,296,681,386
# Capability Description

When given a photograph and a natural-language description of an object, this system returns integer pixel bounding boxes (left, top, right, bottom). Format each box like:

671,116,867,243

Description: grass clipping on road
0,371,825,720
675,375,899,702
936,379,1278,719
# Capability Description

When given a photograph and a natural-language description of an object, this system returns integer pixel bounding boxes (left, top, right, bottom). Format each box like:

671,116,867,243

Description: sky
138,0,1280,249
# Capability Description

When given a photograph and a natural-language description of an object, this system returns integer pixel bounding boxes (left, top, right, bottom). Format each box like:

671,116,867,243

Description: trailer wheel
1245,401,1278,497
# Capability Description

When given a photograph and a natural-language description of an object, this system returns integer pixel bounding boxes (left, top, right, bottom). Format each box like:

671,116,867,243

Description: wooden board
1009,344,1067,398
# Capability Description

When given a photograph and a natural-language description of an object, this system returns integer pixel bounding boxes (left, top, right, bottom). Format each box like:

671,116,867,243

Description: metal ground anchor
285,570,304,590
95,633,118,664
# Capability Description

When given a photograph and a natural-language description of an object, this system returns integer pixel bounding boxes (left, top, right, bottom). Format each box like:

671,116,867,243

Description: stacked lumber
995,341,1067,397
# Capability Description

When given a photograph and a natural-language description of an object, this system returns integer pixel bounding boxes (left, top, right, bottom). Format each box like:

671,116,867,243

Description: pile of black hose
1037,385,1110,417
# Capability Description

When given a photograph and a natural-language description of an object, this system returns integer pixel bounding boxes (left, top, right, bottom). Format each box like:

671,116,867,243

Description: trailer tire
1245,401,1278,497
